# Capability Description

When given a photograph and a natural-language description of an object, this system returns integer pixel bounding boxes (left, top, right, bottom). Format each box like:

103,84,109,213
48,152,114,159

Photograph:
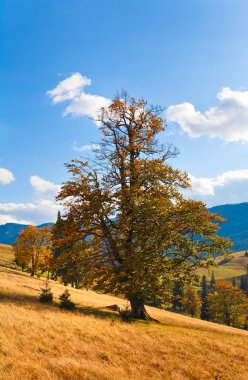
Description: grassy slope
0,244,14,268
197,251,248,281
1,267,248,380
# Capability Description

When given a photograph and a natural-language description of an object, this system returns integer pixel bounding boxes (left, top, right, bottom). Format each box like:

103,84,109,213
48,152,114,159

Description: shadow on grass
77,306,120,320
0,291,121,321
0,291,41,305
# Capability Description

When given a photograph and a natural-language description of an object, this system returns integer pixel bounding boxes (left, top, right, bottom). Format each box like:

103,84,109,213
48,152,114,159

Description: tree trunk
130,297,149,320
75,277,79,289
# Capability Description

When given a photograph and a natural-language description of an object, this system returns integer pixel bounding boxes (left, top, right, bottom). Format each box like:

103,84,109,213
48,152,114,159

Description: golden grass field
0,264,248,380
0,244,14,268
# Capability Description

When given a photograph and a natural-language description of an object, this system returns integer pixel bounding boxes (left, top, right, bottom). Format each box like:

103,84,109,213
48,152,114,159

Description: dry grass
0,267,248,380
0,244,14,268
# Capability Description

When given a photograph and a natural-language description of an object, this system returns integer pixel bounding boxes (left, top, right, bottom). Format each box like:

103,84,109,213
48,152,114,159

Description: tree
210,271,216,291
240,274,248,296
51,213,90,288
181,284,201,317
172,279,184,312
12,226,51,276
200,275,209,320
57,93,231,319
207,280,248,328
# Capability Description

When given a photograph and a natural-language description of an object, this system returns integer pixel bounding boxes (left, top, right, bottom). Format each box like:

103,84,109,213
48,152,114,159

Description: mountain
0,202,248,250
209,202,248,251
0,222,53,245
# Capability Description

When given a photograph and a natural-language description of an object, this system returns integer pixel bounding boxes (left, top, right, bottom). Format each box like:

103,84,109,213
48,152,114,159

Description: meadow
1,262,248,379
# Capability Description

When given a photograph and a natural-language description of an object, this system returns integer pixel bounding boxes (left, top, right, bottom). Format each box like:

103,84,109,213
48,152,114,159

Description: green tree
51,213,90,288
210,271,216,290
172,279,184,312
200,275,209,320
240,274,248,296
57,93,231,319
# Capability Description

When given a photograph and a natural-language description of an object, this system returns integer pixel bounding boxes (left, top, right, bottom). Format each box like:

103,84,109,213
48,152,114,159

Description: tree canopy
13,225,51,276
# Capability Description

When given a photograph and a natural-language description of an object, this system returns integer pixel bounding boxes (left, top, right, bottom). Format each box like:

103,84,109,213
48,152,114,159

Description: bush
118,304,133,323
39,280,53,303
59,289,75,310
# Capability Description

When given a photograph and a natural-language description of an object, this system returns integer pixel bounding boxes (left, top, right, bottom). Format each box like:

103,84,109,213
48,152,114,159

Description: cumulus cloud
0,199,60,226
167,87,248,143
0,175,61,226
184,169,248,206
73,143,100,152
0,214,32,225
29,175,60,195
0,168,15,185
47,73,111,123
189,169,248,196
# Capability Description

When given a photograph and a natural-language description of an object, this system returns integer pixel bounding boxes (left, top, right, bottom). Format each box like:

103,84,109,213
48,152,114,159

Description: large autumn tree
57,93,231,319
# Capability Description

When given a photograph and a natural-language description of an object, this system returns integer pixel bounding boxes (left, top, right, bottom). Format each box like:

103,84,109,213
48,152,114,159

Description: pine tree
200,275,209,320
240,274,248,296
172,280,184,312
210,272,216,290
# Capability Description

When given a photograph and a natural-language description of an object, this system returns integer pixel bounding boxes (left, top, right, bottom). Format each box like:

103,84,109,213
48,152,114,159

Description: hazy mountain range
0,203,248,251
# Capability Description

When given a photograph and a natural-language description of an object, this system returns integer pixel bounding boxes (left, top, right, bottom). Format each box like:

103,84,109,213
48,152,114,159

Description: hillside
0,244,14,268
0,266,248,380
198,250,248,281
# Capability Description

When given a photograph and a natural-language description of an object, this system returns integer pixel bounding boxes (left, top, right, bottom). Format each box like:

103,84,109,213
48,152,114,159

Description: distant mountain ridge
0,223,54,245
0,202,248,250
209,202,248,251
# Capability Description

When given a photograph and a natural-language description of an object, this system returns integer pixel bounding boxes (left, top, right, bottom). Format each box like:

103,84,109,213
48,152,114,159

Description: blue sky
1,0,248,224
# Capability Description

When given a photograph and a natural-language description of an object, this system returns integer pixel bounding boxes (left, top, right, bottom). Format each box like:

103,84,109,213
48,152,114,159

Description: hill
0,222,53,245
198,250,248,282
0,266,248,380
209,202,248,251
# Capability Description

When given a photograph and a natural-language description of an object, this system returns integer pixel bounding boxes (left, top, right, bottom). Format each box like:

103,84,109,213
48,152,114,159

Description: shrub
59,289,75,310
118,304,133,323
39,280,53,303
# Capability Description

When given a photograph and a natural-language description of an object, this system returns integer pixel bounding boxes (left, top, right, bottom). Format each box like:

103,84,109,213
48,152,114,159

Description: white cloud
73,143,100,152
0,199,60,226
0,214,32,225
190,169,248,196
185,169,248,206
167,87,248,143
29,175,60,195
0,175,62,226
47,72,111,123
0,168,15,185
